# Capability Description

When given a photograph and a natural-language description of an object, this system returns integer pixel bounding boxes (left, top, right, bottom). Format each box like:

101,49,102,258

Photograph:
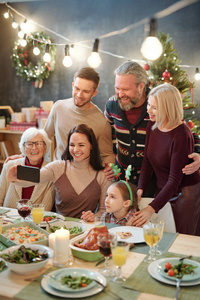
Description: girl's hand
137,189,143,202
81,210,95,222
7,165,18,182
131,206,155,227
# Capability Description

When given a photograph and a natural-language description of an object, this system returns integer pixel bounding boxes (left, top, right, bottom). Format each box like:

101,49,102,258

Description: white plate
48,268,96,292
47,221,86,238
148,258,200,286
27,211,65,227
157,258,200,282
41,269,106,298
109,226,145,243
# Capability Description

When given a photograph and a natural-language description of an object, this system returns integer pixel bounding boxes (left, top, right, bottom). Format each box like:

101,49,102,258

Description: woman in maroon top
132,84,200,235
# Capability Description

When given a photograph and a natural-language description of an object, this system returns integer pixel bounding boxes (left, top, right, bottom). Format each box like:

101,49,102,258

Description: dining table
0,207,199,300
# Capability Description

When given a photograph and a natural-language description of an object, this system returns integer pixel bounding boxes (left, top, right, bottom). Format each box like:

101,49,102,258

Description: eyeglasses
24,141,45,148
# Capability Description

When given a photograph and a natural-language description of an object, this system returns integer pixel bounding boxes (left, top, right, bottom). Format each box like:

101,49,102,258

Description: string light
87,39,102,68
62,45,73,67
140,18,163,61
20,19,31,33
11,17,18,29
33,41,40,55
4,10,9,19
43,43,51,62
19,33,27,47
195,67,200,80
18,26,24,39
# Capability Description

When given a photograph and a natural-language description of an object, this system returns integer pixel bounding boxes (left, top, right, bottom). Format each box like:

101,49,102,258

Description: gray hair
115,61,149,91
19,127,51,156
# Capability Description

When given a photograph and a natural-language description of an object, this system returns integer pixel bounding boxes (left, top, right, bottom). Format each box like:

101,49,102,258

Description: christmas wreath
11,31,56,88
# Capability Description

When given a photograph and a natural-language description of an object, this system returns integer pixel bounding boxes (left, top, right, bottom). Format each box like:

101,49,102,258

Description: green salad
49,225,82,235
0,245,48,264
61,275,93,289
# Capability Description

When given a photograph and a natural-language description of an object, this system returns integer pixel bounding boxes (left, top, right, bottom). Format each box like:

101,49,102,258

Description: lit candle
54,227,70,264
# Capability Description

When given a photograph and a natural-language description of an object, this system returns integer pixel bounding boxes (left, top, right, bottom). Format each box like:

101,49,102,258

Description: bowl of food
0,222,49,246
0,244,53,275
70,226,108,262
47,221,86,238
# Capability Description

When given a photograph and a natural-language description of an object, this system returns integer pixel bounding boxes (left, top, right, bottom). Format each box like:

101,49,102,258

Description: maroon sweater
138,122,200,213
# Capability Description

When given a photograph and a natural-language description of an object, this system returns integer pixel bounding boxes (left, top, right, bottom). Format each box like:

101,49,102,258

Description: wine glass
97,232,117,277
151,217,165,257
111,240,130,283
31,204,45,226
143,221,161,263
94,215,105,227
17,199,32,222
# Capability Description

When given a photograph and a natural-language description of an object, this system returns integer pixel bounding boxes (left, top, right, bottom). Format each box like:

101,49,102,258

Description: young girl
81,180,139,225
7,124,111,218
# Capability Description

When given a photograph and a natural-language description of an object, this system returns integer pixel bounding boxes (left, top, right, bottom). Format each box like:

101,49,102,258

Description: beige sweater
0,157,55,210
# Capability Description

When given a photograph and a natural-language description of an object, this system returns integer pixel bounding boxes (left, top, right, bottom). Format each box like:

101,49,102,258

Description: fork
92,279,124,300
175,276,183,300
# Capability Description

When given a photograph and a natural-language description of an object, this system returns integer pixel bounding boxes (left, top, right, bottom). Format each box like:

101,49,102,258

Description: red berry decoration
187,121,194,129
162,70,170,79
143,63,150,71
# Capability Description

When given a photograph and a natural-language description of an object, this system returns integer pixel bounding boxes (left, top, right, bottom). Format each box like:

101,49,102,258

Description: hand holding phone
17,165,40,183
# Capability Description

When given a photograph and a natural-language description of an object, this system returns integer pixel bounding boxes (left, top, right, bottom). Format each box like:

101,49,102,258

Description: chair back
139,198,176,233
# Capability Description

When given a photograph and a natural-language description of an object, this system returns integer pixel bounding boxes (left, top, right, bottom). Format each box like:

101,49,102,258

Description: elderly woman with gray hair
0,127,54,210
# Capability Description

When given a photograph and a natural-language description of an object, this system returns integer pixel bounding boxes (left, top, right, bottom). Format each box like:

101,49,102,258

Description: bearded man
105,61,200,196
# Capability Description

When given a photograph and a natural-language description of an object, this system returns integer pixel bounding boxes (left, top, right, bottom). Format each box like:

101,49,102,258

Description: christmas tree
144,32,200,135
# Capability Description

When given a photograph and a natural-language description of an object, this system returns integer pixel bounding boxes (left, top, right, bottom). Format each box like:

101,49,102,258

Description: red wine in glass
17,199,32,221
99,241,112,257
18,206,31,219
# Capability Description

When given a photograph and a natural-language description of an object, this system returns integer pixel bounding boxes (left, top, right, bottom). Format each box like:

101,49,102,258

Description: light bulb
33,46,40,55
140,36,163,61
21,19,31,33
43,53,51,63
20,39,27,47
12,21,18,29
4,12,9,19
195,68,200,80
63,56,73,67
87,52,102,68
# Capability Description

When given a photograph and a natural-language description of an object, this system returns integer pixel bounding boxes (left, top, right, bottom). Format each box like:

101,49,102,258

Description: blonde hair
149,84,183,130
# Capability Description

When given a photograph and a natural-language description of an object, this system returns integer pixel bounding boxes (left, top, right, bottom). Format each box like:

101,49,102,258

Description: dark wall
0,0,200,118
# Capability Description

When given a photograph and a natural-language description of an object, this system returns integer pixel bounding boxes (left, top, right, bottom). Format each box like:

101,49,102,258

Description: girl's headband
109,164,133,205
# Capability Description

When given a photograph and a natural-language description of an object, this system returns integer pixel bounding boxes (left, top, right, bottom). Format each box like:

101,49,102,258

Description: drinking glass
97,232,117,277
17,199,32,221
143,222,161,263
151,218,165,257
31,204,44,225
94,215,105,227
111,240,130,283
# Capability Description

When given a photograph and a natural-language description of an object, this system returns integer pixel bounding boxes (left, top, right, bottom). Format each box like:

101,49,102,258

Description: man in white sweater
44,67,115,165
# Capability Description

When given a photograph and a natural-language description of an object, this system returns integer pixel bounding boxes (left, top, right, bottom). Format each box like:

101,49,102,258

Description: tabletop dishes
41,268,106,298
157,258,200,282
46,221,86,238
70,233,103,262
108,226,145,243
0,244,53,275
27,211,65,227
148,258,200,286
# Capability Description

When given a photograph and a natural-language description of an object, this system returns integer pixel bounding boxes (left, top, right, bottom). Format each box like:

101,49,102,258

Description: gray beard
118,98,139,111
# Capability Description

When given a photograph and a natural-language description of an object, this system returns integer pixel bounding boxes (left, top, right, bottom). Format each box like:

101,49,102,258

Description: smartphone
17,165,40,183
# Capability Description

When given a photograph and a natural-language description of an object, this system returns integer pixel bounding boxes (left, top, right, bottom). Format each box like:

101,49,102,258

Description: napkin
0,208,10,215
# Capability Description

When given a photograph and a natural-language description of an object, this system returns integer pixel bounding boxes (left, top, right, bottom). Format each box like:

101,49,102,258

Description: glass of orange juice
0,216,4,234
111,240,130,283
31,204,45,225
